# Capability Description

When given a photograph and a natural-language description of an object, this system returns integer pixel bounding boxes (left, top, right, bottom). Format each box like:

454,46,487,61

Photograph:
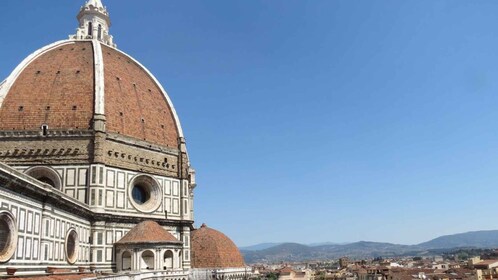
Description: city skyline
2,0,498,247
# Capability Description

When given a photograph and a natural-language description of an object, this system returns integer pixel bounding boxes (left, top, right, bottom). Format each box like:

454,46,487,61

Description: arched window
24,166,62,189
88,22,93,36
141,250,155,270
98,24,102,40
178,250,183,268
164,250,173,269
122,251,132,270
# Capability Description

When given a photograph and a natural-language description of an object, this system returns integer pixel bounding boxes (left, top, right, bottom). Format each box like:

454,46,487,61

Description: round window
132,184,150,205
128,175,162,213
65,228,79,264
0,211,17,263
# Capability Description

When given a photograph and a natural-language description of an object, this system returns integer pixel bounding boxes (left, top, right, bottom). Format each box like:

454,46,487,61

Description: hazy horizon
238,228,498,248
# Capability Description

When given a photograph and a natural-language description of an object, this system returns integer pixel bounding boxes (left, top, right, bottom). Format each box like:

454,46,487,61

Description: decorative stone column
40,203,54,263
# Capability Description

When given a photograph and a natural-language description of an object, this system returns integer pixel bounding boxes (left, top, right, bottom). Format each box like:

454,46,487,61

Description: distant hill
313,241,417,259
241,230,498,264
308,242,350,247
239,243,283,251
242,241,417,263
239,242,348,251
418,230,498,249
241,243,316,263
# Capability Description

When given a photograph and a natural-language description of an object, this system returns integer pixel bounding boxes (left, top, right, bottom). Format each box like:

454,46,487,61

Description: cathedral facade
0,1,247,279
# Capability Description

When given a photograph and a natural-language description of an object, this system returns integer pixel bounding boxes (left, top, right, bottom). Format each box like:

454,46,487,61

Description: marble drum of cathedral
0,0,247,279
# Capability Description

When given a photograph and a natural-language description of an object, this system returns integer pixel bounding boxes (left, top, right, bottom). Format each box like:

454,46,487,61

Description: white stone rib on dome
92,40,105,115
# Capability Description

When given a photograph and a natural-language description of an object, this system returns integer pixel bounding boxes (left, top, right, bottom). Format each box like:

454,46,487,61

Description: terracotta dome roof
0,40,182,148
116,221,181,244
191,223,245,268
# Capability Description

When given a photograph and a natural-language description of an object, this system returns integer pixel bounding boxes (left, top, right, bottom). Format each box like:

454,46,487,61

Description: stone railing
83,270,189,280
190,267,253,280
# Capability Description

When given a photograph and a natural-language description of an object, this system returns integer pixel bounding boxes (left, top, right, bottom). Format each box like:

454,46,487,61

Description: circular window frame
128,175,162,213
65,228,79,265
0,211,18,263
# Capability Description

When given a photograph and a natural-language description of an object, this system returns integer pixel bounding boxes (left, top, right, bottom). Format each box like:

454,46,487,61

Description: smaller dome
116,221,180,244
191,224,245,268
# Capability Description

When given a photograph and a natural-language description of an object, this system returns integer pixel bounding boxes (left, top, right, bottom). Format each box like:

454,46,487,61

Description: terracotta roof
8,274,95,280
476,260,498,265
115,221,180,244
0,41,95,131
102,44,179,147
279,267,294,275
191,223,245,269
0,40,180,148
357,268,368,274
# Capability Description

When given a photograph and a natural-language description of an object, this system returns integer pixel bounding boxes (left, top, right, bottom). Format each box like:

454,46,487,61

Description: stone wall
0,173,92,271
0,133,93,165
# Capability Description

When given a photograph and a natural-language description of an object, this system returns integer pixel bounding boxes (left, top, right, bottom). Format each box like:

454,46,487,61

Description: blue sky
2,0,498,246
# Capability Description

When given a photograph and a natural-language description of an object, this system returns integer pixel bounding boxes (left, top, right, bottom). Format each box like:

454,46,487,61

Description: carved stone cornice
0,129,94,139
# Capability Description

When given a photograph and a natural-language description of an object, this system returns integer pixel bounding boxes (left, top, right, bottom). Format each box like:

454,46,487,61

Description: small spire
69,0,116,48
201,223,207,228
85,0,104,9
